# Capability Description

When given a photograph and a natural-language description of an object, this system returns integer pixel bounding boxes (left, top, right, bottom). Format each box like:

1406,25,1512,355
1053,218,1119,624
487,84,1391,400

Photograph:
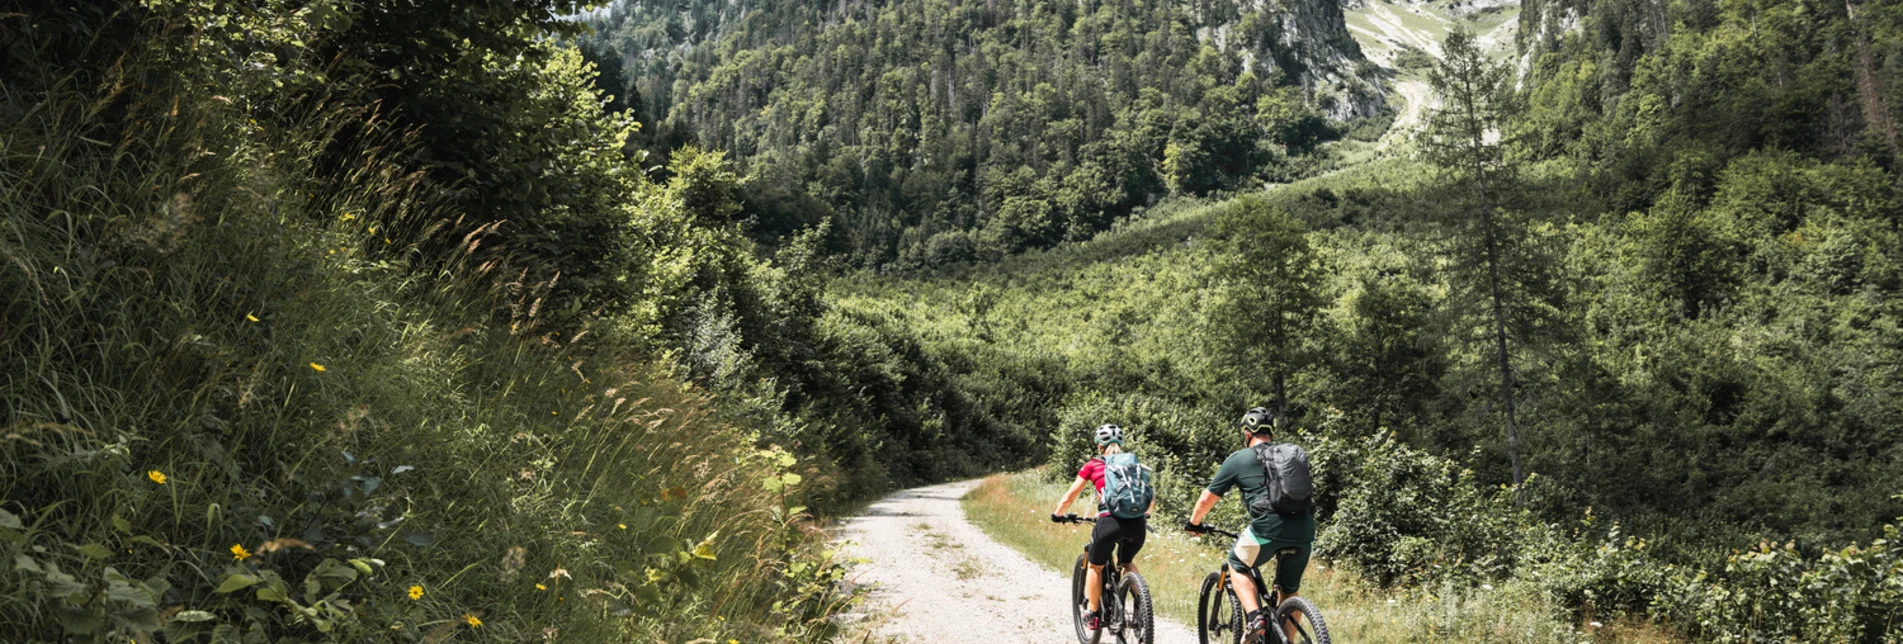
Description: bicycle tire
1197,572,1242,644
1072,553,1102,644
1275,595,1331,644
1116,571,1154,644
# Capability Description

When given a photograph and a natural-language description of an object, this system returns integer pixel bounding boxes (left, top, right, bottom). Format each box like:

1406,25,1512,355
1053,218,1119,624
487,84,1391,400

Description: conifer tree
1420,27,1557,495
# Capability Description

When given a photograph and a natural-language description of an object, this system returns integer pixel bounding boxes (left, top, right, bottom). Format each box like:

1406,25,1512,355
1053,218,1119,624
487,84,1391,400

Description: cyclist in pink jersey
1051,424,1153,632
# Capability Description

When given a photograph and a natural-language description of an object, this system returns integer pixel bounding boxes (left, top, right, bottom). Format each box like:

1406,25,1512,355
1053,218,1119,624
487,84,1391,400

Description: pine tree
1420,27,1557,496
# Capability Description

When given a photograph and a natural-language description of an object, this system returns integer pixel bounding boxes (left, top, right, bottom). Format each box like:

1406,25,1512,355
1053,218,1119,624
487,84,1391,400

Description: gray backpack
1248,442,1314,516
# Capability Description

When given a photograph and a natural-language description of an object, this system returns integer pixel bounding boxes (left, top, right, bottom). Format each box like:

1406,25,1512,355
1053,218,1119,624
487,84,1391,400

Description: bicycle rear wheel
1114,571,1153,644
1072,553,1102,644
1197,572,1241,644
1275,595,1330,644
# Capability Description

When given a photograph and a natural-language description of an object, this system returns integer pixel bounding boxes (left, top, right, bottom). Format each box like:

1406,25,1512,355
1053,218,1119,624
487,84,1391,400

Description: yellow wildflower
147,470,167,485
618,523,627,530
535,583,547,591
310,362,326,372
230,544,251,561
463,614,482,628
408,585,423,600
245,313,259,323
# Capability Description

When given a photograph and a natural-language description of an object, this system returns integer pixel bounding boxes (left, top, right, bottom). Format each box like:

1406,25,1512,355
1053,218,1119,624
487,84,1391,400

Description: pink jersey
1077,458,1110,516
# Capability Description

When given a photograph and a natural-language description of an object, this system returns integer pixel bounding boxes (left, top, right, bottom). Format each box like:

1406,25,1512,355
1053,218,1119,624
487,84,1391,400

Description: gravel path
836,480,1197,643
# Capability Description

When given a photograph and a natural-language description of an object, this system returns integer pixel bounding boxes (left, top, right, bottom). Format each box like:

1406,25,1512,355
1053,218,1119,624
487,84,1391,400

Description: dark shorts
1086,515,1146,566
1226,526,1311,593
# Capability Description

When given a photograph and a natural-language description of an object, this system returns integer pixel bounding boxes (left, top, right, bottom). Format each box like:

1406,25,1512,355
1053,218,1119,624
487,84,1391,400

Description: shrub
1651,523,1903,643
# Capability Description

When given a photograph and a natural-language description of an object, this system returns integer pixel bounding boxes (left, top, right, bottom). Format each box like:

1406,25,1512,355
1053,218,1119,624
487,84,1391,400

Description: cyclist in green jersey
1184,407,1315,642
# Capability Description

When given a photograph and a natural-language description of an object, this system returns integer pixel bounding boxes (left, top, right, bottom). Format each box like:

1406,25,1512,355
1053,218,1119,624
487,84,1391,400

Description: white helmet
1094,424,1124,446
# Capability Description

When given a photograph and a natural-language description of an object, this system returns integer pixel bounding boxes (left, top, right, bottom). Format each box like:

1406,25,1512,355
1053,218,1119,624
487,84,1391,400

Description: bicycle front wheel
1115,571,1154,644
1072,553,1101,644
1197,571,1241,644
1276,595,1331,644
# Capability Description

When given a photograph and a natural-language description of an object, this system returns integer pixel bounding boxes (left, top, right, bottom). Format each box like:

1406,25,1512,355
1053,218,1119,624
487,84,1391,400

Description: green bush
1652,525,1903,643
1310,429,1537,588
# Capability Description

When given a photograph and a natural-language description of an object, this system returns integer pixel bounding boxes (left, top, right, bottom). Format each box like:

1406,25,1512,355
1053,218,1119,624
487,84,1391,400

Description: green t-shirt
1207,445,1316,544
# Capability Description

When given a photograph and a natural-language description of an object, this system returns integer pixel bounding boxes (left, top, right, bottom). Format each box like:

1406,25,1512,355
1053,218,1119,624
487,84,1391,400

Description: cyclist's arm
1188,489,1221,525
1053,476,1090,517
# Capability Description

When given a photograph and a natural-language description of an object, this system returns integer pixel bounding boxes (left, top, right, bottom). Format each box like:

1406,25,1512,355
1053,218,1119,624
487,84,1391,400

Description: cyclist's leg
1084,517,1121,615
1267,539,1313,642
1117,515,1147,575
1226,527,1268,614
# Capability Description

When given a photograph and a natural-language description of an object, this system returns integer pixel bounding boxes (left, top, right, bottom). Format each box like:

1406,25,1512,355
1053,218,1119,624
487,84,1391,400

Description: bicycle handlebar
1186,524,1240,539
1059,514,1161,533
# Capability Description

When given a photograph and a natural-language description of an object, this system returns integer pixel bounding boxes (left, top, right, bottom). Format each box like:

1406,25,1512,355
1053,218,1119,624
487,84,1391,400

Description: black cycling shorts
1085,515,1147,566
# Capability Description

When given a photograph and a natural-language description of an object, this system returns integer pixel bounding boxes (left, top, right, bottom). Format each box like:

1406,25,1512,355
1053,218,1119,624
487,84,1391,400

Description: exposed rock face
1242,0,1390,119
1181,0,1387,120
1517,0,1589,63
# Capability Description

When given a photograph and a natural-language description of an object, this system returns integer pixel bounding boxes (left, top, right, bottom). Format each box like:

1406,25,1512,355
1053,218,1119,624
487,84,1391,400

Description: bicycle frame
1194,525,1305,644
1064,515,1128,606
1063,514,1154,644
1062,514,1142,578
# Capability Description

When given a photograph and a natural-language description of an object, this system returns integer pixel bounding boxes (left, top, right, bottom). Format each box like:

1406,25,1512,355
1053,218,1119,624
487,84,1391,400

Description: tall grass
962,473,1674,643
0,8,847,641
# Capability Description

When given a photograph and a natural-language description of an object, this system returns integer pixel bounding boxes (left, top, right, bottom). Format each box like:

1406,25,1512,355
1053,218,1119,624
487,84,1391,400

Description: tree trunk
1846,0,1901,164
1274,370,1288,419
1484,214,1528,498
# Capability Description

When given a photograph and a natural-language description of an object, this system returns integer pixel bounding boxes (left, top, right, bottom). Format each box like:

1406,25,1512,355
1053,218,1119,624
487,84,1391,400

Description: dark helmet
1238,407,1277,434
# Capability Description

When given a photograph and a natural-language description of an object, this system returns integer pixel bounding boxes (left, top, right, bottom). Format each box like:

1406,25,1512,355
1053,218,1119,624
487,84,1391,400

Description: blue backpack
1099,453,1156,519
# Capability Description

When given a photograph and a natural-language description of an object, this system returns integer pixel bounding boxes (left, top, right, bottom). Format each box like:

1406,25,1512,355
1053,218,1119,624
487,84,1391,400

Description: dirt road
836,480,1197,643
1344,0,1521,143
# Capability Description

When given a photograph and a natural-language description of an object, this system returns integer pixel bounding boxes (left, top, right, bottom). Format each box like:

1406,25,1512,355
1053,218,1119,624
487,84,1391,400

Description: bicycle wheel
1115,571,1154,644
1275,595,1331,644
1197,572,1242,644
1072,553,1102,644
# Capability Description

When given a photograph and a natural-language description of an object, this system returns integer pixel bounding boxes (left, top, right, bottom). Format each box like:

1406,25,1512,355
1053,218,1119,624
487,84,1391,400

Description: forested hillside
832,0,1903,639
576,0,1389,267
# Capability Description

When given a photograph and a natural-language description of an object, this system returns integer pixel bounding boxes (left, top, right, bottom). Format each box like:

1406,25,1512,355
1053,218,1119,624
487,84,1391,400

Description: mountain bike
1187,525,1330,644
1057,514,1154,644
